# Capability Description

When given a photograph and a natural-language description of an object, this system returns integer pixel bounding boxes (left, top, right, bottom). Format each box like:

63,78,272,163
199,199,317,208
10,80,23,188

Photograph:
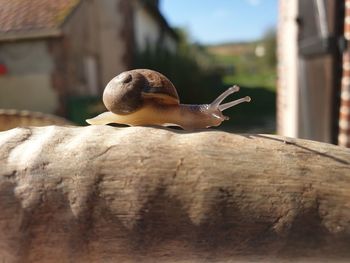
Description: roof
0,0,81,41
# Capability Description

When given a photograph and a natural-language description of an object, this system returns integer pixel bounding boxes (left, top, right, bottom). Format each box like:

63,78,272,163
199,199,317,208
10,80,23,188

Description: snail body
86,69,251,130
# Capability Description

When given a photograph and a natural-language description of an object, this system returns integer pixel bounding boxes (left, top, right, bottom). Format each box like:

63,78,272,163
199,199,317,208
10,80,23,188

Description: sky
159,0,278,45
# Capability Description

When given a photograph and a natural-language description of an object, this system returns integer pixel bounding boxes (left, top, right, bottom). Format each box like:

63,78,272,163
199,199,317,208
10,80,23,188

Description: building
277,0,349,146
0,0,178,118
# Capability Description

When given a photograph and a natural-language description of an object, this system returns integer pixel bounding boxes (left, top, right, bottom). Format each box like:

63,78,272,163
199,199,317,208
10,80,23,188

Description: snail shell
103,69,179,115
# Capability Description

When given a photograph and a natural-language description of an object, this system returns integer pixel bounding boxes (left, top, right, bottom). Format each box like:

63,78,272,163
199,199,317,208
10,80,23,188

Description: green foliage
207,28,277,132
211,28,277,91
261,29,277,68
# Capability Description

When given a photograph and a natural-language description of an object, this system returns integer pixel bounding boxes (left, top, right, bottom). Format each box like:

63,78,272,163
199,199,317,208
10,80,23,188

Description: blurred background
0,0,349,147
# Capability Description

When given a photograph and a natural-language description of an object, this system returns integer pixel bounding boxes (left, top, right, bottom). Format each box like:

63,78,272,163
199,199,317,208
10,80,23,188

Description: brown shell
132,69,179,105
103,69,179,115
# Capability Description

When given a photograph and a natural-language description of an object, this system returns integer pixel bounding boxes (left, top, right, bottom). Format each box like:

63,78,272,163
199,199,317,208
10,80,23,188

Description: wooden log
0,126,349,262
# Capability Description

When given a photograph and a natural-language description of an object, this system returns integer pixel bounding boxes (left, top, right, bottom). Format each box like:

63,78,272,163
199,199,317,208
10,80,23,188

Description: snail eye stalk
209,85,251,112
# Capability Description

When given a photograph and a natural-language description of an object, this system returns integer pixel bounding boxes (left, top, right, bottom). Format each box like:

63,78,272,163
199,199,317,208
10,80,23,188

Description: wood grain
0,126,349,262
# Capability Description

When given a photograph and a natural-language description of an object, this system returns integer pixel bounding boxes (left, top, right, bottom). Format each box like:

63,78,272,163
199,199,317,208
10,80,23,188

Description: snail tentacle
209,85,251,112
210,85,240,108
218,96,251,111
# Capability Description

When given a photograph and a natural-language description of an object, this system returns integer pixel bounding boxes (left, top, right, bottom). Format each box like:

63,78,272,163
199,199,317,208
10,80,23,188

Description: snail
86,69,251,130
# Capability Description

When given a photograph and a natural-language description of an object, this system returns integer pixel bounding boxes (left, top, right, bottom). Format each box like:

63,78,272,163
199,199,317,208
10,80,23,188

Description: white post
277,0,299,138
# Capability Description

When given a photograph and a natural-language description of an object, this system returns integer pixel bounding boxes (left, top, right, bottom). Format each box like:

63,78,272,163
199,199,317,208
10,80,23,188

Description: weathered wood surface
0,126,350,262
0,109,72,132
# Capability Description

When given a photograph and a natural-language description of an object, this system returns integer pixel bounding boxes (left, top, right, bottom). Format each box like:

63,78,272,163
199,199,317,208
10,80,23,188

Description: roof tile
0,0,81,38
